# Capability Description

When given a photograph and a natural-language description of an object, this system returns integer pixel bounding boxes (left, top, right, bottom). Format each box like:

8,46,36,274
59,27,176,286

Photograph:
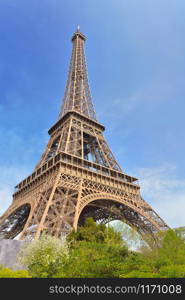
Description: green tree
56,240,128,278
55,218,129,278
156,229,185,266
119,229,185,278
67,217,123,245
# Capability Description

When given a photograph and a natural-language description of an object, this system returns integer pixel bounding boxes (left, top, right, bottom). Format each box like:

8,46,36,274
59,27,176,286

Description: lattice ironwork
0,28,169,242
59,28,97,121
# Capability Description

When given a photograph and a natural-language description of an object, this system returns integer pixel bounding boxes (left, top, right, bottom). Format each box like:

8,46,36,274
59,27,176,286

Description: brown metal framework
0,28,169,241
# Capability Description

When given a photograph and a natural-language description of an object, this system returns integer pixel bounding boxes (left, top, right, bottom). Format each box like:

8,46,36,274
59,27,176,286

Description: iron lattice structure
0,28,168,241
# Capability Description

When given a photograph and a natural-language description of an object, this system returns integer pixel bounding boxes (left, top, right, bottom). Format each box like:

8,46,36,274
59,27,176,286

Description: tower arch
0,203,31,239
74,193,161,238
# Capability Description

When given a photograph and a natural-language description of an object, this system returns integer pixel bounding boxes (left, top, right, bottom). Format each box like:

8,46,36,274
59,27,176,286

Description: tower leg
19,171,81,240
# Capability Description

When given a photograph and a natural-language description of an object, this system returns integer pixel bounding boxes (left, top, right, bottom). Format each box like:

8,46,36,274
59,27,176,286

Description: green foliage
9,220,185,278
121,271,159,278
157,229,185,264
0,265,30,278
116,251,155,278
18,233,69,278
68,217,123,245
119,229,185,278
55,240,128,278
159,265,185,278
55,218,128,278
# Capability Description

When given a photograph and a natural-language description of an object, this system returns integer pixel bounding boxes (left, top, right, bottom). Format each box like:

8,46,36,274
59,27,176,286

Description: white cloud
134,164,185,228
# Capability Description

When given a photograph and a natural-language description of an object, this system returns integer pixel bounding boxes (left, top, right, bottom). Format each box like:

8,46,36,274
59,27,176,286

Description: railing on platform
14,152,139,193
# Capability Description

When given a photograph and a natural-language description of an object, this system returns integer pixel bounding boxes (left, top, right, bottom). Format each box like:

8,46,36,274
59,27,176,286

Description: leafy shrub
18,233,69,278
0,266,30,278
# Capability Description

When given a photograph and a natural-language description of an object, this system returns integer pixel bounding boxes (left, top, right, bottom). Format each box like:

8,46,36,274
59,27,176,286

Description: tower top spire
71,26,86,42
59,29,96,120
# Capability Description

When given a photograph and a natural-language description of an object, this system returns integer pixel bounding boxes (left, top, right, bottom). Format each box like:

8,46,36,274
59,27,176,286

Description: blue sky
0,0,185,228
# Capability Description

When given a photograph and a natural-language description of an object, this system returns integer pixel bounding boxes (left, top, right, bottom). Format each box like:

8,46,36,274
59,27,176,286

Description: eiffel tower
0,28,168,241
